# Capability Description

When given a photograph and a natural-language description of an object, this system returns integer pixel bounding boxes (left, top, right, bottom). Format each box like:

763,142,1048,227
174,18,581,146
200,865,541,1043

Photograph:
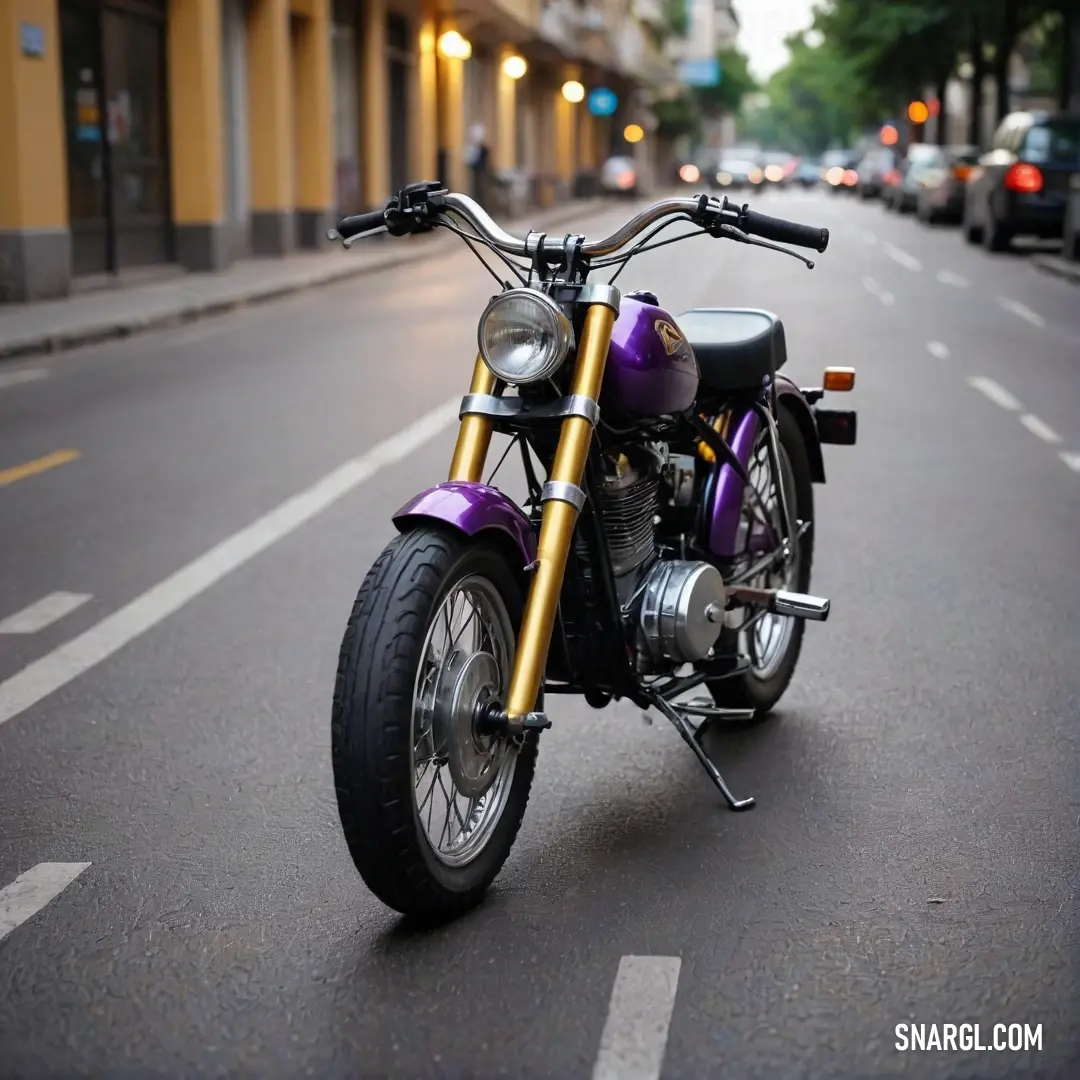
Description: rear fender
775,375,826,483
392,482,538,569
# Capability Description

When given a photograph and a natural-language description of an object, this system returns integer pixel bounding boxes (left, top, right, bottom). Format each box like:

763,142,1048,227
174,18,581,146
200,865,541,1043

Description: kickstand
646,694,756,812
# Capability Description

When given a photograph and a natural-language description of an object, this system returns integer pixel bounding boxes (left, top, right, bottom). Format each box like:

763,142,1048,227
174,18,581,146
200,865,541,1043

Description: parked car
882,144,942,211
856,149,896,199
715,158,764,192
963,110,1080,251
600,156,639,197
821,149,859,193
795,158,822,187
915,146,980,224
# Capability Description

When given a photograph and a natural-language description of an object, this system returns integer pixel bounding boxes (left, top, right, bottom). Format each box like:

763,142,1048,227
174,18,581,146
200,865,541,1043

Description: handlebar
331,188,830,259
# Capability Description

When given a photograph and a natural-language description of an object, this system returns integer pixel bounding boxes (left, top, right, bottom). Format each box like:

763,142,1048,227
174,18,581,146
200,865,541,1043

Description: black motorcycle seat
676,308,787,393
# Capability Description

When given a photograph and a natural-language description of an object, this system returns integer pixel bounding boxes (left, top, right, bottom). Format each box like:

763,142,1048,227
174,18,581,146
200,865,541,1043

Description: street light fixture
437,30,472,60
502,55,527,80
561,80,585,103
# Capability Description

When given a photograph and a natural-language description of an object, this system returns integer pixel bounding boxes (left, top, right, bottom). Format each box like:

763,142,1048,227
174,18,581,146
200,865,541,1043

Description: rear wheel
708,406,814,716
983,208,1012,252
963,200,984,244
332,529,538,922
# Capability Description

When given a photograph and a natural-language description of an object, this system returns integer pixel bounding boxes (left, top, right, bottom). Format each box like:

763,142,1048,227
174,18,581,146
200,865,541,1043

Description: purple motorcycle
328,183,857,920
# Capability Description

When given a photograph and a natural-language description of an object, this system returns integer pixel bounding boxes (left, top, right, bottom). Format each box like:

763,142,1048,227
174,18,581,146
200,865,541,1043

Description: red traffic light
880,124,899,146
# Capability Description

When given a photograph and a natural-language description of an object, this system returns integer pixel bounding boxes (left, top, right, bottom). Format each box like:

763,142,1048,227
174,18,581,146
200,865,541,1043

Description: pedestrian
465,122,491,205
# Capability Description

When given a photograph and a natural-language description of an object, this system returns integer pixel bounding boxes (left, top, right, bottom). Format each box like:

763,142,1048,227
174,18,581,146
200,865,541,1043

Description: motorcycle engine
595,445,728,673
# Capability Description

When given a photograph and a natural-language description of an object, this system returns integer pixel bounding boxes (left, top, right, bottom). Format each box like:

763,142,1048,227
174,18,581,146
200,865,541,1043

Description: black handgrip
742,210,829,253
334,209,387,240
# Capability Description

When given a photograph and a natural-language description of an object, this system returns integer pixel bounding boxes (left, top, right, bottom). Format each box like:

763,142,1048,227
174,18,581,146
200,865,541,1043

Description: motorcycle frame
394,284,826,732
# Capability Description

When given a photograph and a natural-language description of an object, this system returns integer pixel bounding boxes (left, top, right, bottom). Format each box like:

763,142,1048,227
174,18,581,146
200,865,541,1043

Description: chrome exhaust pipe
772,590,830,621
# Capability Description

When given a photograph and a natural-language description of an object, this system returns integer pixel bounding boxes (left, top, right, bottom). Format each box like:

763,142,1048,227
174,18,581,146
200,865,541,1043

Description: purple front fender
392,482,538,567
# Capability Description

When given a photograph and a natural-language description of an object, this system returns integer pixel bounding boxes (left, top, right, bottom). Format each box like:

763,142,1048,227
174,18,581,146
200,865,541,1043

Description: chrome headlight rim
477,288,573,386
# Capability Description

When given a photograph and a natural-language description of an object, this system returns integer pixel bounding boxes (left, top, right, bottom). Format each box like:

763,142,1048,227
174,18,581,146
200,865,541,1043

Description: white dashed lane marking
883,243,923,272
936,269,969,287
968,376,1021,411
1059,452,1080,473
927,341,950,360
861,276,895,305
592,956,682,1080
1019,414,1063,444
997,297,1046,328
0,369,50,392
0,862,91,943
0,592,93,635
0,398,461,728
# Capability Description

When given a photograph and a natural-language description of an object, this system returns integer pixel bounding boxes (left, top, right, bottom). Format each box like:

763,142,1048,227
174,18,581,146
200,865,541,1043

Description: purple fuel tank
600,296,700,418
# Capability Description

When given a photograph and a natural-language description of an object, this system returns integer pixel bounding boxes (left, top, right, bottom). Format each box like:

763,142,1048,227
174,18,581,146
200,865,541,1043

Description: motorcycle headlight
477,289,573,385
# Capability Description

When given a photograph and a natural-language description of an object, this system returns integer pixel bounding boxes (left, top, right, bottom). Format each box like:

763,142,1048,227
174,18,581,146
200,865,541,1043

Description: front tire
708,406,815,715
332,528,538,922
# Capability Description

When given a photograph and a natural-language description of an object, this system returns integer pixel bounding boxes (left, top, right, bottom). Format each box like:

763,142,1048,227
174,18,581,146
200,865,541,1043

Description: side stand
644,693,756,812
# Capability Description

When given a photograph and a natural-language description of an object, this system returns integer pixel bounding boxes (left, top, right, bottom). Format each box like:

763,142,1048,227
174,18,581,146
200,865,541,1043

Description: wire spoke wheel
332,531,540,921
708,407,815,715
412,575,519,868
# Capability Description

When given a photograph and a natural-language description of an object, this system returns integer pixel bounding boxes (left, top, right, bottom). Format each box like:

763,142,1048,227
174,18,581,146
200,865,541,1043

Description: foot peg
773,590,830,621
727,585,830,622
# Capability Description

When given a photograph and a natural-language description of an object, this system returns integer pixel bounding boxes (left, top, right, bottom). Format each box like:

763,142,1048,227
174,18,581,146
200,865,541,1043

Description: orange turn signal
823,367,855,392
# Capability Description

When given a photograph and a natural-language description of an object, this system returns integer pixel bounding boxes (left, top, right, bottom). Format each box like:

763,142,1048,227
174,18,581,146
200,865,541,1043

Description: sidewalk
0,197,612,361
1032,253,1080,285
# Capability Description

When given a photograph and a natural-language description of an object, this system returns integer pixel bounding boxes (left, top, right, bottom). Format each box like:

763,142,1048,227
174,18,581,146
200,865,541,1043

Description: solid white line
0,398,460,728
0,369,50,391
592,956,682,1080
861,276,895,306
1059,451,1080,473
0,862,91,942
968,376,1022,411
0,592,92,635
936,269,969,287
883,243,923,271
997,297,1046,328
926,341,950,360
1019,414,1063,444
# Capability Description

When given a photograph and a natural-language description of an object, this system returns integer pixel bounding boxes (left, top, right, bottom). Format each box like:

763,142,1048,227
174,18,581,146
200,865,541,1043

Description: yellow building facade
0,0,661,303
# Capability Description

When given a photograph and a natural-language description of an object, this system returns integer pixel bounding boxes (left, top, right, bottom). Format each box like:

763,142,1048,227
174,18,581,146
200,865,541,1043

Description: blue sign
678,58,722,87
587,88,618,117
19,22,46,58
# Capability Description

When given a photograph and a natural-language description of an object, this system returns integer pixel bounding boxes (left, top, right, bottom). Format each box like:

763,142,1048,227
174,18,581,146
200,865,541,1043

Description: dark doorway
59,0,173,277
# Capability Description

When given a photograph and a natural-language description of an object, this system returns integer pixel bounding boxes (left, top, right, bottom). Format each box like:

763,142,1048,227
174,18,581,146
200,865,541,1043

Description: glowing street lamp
907,100,930,124
561,80,585,103
437,30,472,60
623,123,645,144
502,54,527,80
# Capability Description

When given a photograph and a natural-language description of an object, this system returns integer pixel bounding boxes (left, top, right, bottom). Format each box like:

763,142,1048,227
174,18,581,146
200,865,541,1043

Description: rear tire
332,528,539,922
708,406,815,716
963,202,983,244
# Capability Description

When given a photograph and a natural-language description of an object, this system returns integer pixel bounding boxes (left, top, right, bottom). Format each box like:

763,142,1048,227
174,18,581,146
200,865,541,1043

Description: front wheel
332,529,538,921
708,405,815,716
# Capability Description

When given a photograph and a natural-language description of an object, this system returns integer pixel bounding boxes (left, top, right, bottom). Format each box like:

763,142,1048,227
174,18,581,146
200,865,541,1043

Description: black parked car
963,110,1080,251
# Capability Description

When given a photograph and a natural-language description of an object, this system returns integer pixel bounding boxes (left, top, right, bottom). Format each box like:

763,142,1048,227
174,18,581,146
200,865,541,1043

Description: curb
0,198,613,362
1032,254,1080,285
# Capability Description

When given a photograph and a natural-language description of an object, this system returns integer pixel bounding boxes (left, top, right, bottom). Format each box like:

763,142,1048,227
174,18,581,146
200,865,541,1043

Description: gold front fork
449,354,497,482
504,301,617,725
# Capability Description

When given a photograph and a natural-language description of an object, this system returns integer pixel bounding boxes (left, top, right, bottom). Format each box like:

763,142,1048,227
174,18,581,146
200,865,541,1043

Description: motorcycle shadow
375,703,843,941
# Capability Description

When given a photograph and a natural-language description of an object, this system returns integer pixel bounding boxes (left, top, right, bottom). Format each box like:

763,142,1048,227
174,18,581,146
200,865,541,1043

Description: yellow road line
0,450,82,487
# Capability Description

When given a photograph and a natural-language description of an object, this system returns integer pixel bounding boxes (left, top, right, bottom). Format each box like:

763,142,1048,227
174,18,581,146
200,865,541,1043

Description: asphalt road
1,189,1077,1080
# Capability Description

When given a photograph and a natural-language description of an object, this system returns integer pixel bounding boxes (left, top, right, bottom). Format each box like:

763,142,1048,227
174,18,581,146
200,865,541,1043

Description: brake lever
715,224,815,270
338,225,390,248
